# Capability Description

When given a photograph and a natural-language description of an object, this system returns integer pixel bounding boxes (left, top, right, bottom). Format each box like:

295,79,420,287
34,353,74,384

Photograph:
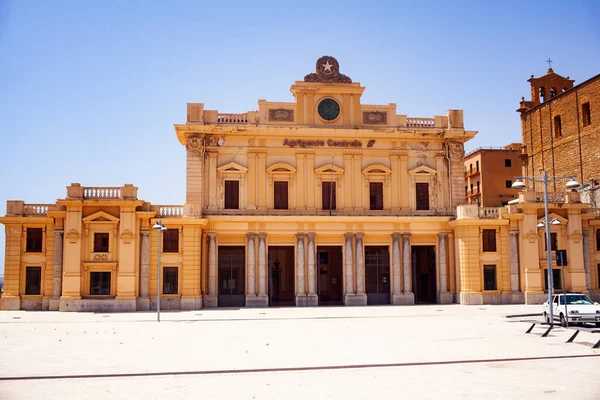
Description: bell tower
517,63,575,114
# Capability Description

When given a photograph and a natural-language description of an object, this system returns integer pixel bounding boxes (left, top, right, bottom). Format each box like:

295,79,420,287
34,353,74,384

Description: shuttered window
224,180,239,209
163,229,179,253
322,182,336,211
482,229,497,252
369,182,383,210
93,233,109,253
274,181,288,210
26,228,43,252
416,183,429,210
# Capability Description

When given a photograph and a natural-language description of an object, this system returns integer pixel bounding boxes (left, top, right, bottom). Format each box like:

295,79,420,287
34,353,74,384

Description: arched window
550,88,557,98
539,87,545,102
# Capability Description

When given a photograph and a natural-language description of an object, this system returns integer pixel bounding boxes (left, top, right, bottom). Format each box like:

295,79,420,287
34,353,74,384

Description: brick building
464,143,523,207
517,68,600,192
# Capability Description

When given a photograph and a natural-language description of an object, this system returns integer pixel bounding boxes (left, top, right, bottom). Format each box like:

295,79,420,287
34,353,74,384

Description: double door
365,246,390,305
218,247,245,307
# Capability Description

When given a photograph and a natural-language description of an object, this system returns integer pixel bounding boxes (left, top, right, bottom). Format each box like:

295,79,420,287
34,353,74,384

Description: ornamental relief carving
304,55,352,83
120,229,135,244
448,141,465,161
65,229,81,243
523,230,538,243
569,230,583,243
186,135,203,157
363,111,387,124
269,108,294,122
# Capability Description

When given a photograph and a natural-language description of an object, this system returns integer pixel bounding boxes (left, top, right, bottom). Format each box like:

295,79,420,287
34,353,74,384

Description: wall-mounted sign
283,139,375,148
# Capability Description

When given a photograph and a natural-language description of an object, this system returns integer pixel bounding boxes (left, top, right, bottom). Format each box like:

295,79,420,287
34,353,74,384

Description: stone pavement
1,304,599,399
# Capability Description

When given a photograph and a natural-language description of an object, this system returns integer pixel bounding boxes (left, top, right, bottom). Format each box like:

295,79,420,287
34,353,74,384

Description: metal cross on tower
546,58,553,68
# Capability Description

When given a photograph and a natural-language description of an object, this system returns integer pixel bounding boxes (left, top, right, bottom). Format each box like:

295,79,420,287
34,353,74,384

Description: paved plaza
1,304,599,399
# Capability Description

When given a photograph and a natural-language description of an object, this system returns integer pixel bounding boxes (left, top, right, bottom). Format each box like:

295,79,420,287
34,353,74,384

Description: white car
543,293,600,327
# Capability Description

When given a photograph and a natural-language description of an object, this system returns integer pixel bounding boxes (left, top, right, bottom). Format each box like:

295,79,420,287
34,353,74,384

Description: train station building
1,57,598,311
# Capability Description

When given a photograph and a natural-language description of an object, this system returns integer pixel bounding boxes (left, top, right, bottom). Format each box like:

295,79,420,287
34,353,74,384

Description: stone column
355,233,365,295
205,233,217,307
391,233,402,304
401,233,414,304
295,233,307,306
508,231,524,304
583,230,591,291
344,233,355,305
136,231,150,311
306,233,318,306
438,233,452,304
49,230,64,311
258,233,267,296
247,234,256,295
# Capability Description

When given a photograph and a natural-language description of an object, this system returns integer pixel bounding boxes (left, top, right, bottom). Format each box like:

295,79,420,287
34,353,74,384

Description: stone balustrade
479,207,502,219
519,191,580,204
406,117,435,128
155,205,185,217
217,113,248,124
83,187,122,199
23,204,51,216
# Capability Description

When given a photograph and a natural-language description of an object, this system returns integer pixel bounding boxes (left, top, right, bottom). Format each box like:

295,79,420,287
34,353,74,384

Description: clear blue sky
1,0,599,275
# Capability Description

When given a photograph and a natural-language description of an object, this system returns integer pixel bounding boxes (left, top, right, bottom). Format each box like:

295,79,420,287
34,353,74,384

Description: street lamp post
152,220,167,322
512,171,580,327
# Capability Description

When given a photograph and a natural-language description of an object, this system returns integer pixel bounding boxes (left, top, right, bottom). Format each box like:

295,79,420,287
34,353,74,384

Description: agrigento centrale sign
283,138,376,148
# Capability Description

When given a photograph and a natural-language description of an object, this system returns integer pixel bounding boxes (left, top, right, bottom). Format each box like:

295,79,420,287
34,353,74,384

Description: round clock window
317,98,340,121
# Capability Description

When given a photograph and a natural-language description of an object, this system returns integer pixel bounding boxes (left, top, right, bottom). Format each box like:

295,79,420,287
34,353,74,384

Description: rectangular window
476,181,480,193
26,228,43,252
582,102,591,127
322,182,336,211
274,181,289,210
483,265,497,291
544,269,562,290
163,229,179,253
224,180,239,209
554,116,562,138
470,183,473,193
25,266,42,295
93,233,109,253
416,183,429,210
369,182,384,210
90,272,111,295
475,160,479,172
465,185,468,194
505,180,512,189
163,267,178,294
597,229,600,251
505,159,511,167
482,229,497,252
544,232,558,251
469,163,473,173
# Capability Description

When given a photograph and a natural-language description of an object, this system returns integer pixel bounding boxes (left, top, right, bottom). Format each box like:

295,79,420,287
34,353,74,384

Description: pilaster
137,230,150,311
205,233,217,307
437,233,452,304
295,233,307,306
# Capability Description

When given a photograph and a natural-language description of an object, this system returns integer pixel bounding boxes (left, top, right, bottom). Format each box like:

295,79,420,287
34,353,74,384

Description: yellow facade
1,56,598,311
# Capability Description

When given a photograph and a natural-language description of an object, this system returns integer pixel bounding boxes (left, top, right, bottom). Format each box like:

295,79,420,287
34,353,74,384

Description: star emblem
322,61,333,72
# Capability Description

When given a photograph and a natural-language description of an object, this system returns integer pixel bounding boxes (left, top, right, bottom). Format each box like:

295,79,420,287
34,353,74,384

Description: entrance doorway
218,246,245,307
365,246,391,305
268,246,295,306
412,246,436,304
317,246,343,305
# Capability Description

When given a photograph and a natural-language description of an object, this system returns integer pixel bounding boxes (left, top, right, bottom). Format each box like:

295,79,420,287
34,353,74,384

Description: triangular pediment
362,164,392,175
217,162,248,173
315,163,344,175
82,211,120,223
408,165,437,176
266,163,296,174
537,213,568,225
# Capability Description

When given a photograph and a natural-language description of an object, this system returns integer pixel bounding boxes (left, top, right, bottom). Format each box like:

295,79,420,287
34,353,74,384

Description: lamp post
152,220,167,322
512,171,580,327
